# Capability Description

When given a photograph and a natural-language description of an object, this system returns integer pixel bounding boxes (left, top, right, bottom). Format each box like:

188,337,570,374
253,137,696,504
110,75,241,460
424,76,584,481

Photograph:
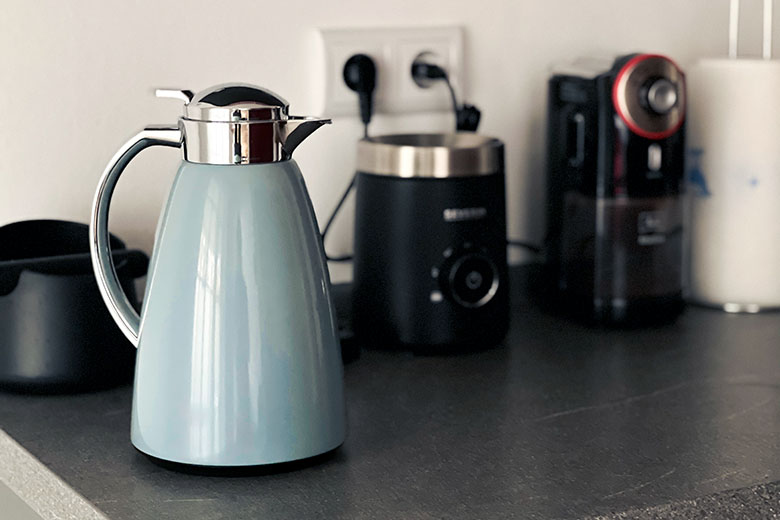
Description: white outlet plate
318,26,463,117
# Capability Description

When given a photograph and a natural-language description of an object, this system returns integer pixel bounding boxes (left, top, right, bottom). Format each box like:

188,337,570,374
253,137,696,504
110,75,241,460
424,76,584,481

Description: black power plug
343,54,377,137
410,55,481,132
456,104,481,132
410,61,448,83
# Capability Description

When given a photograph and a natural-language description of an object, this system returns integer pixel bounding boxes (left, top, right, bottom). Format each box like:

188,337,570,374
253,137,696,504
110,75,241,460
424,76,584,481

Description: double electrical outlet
319,26,463,117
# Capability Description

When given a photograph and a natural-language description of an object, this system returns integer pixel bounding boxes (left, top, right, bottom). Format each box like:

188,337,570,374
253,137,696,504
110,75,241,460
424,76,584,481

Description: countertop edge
0,428,108,520
589,479,780,519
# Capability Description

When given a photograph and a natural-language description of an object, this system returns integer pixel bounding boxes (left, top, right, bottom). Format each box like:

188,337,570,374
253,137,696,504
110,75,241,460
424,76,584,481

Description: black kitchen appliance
544,53,686,325
352,133,508,353
0,220,147,392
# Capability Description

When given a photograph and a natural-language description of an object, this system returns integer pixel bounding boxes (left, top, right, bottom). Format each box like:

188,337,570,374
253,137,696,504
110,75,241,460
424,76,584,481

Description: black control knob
440,251,499,308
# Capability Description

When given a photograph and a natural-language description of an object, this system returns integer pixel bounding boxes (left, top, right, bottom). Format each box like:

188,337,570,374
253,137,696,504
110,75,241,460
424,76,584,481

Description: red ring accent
611,53,686,140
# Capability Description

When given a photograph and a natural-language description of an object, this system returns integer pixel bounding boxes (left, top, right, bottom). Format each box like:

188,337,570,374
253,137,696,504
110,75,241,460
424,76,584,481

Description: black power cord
322,174,357,262
410,60,481,132
325,54,518,263
323,54,377,262
323,181,542,262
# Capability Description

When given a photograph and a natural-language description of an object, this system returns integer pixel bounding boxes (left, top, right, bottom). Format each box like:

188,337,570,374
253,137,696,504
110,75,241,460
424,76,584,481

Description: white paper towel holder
687,0,780,313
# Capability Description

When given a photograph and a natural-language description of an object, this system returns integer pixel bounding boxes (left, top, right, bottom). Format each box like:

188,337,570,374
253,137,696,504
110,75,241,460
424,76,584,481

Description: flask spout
282,117,331,159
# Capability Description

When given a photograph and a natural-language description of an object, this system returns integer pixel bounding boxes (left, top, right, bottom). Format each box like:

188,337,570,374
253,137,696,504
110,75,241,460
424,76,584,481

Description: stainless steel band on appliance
356,133,504,178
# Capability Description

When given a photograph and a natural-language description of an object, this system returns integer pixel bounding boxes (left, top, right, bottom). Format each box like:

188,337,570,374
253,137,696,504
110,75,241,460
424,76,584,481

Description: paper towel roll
687,59,780,310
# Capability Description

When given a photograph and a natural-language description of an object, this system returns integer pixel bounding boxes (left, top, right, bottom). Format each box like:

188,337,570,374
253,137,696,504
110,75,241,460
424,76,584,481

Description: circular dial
437,246,500,309
612,54,686,140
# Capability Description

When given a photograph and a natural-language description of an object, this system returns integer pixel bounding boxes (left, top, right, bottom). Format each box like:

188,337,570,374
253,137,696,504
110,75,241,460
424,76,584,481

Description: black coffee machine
352,134,509,353
544,53,686,325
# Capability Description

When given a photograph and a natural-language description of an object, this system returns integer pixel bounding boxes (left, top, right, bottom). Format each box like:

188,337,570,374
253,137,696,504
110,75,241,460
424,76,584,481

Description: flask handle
89,125,182,347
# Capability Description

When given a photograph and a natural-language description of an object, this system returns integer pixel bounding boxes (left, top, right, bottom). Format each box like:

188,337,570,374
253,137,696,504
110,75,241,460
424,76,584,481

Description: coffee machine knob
646,78,678,114
440,251,499,308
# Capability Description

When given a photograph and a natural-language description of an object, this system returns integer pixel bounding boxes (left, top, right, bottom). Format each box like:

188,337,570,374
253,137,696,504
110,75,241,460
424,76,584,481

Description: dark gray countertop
1,266,780,519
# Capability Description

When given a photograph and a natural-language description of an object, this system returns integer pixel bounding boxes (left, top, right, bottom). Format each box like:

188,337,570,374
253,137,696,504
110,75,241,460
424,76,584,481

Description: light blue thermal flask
88,84,346,466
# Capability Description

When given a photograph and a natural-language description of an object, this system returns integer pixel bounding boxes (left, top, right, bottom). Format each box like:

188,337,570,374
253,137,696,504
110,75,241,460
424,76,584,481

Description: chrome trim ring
181,119,284,164
356,133,504,178
181,117,329,164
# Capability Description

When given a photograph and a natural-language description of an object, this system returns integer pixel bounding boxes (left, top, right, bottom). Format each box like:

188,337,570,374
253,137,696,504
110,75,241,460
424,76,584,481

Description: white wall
0,0,757,282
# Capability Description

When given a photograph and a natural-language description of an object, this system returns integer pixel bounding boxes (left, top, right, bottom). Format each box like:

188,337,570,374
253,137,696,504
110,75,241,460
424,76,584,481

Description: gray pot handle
89,125,182,347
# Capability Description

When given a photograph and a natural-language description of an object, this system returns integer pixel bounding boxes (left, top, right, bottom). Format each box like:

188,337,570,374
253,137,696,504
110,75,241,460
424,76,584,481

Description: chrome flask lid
156,83,330,165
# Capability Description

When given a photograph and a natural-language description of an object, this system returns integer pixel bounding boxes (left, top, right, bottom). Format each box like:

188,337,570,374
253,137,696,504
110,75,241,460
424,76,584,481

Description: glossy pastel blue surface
131,159,345,466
